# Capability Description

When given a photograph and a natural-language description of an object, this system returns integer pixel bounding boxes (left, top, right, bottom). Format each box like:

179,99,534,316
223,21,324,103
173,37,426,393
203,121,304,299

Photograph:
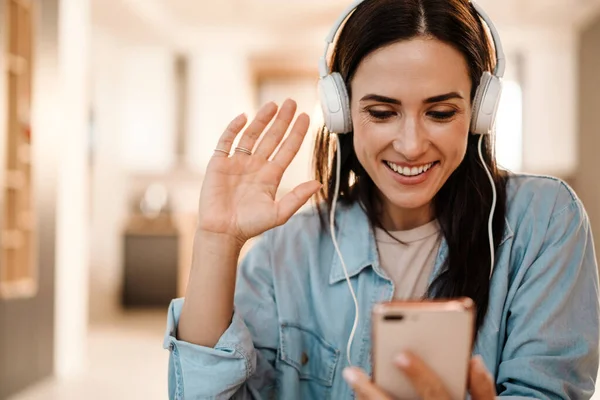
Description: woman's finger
254,99,297,159
270,113,310,172
213,113,248,157
343,367,390,400
235,102,278,155
275,181,322,227
468,356,496,400
395,352,451,400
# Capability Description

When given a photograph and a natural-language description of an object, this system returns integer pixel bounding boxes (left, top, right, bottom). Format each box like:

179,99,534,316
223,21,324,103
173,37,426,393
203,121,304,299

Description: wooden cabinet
122,215,179,308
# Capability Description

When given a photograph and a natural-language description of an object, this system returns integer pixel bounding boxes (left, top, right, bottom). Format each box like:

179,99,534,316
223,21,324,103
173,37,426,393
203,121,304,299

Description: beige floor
7,311,600,400
8,310,169,400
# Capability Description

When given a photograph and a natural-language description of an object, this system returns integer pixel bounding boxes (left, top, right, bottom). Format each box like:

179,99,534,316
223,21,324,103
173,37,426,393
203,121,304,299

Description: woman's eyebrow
423,92,464,104
359,92,464,105
359,94,400,104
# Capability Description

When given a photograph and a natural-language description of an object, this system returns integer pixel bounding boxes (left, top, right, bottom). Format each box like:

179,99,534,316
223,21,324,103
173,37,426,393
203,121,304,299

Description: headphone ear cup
471,73,489,130
331,73,352,133
470,71,503,135
318,72,353,133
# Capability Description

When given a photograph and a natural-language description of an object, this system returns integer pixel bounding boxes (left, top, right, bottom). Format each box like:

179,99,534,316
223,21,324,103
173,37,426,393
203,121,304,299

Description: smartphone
371,297,476,400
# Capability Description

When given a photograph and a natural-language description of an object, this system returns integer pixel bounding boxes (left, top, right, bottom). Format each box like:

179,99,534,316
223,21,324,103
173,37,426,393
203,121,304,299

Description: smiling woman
313,5,508,334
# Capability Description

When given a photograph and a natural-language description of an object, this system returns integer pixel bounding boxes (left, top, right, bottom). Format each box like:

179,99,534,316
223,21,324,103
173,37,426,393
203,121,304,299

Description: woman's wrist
194,229,246,260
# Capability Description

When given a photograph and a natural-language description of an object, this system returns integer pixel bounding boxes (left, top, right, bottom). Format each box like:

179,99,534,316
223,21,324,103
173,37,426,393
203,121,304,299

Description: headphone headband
318,0,505,79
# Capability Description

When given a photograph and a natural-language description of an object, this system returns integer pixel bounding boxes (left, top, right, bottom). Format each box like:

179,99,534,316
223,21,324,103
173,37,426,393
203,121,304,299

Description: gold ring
234,147,252,156
213,148,230,156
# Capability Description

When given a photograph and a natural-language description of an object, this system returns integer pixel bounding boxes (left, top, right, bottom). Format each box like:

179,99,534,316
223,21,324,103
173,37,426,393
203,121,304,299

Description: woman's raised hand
197,99,322,247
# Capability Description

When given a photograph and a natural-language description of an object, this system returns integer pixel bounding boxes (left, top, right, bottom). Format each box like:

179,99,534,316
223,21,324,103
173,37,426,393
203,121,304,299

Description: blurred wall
89,26,197,317
500,26,579,177
0,0,58,397
578,16,600,255
89,27,128,322
185,50,255,173
120,46,177,172
54,0,91,378
89,30,178,321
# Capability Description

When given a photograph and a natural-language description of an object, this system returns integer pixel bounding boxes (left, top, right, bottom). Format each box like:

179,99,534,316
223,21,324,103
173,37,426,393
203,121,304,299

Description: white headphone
318,0,506,135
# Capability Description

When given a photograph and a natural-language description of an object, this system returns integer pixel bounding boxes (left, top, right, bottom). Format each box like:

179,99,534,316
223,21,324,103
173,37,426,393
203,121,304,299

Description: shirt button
301,352,309,366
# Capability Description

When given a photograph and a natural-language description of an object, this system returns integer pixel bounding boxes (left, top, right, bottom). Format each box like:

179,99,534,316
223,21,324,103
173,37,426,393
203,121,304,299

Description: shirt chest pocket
279,323,340,388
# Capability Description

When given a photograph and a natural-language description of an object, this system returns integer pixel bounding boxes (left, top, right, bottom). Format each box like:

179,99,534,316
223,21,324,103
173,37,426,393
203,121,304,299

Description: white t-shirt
374,220,442,300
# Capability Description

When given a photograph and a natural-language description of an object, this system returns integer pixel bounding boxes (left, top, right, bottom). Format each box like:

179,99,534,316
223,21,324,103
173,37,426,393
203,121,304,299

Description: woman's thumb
275,181,322,226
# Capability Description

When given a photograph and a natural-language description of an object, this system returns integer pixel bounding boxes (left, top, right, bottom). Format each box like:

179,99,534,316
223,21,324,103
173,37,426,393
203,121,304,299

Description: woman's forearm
178,230,244,347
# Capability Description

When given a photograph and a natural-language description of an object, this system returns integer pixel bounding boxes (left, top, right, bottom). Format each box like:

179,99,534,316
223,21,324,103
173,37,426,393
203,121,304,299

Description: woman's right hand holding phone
344,353,496,400
178,99,321,347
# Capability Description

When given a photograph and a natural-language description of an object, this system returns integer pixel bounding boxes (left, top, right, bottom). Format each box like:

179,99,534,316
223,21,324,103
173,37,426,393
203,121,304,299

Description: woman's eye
368,110,395,120
428,110,457,121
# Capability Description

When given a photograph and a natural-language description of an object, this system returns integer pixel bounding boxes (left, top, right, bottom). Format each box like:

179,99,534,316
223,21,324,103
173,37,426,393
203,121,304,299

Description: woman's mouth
384,160,439,177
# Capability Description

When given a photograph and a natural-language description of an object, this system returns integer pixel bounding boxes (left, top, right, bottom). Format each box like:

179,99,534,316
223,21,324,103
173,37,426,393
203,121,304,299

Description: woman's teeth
385,161,435,177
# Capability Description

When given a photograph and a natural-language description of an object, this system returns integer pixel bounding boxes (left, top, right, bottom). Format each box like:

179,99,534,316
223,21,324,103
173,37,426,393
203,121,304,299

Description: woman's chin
381,190,434,213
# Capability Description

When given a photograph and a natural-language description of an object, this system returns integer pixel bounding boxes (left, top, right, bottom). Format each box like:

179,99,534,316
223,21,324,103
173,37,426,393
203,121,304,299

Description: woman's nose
392,118,428,160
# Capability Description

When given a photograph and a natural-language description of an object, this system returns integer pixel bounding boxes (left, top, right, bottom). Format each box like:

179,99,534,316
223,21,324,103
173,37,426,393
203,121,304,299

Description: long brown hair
313,0,507,330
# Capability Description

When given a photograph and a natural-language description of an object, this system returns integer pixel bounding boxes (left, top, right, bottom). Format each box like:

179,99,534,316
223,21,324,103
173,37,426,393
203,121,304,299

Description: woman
164,0,600,399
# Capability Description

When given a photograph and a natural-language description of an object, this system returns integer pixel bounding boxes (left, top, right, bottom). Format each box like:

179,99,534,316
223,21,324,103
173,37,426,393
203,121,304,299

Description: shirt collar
328,202,380,285
328,202,515,285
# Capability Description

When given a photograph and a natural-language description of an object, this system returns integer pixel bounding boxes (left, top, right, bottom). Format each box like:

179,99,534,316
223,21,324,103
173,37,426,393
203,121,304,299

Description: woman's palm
197,100,321,243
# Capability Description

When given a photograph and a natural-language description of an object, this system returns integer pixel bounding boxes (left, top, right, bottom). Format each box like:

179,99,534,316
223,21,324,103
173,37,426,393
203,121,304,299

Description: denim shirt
163,174,600,399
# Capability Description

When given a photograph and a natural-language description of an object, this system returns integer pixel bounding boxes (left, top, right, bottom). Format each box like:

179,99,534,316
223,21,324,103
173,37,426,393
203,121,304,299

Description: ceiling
130,0,600,28
91,0,600,67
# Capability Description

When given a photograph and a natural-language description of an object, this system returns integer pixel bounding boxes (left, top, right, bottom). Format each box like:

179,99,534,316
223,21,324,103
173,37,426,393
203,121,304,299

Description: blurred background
0,0,599,398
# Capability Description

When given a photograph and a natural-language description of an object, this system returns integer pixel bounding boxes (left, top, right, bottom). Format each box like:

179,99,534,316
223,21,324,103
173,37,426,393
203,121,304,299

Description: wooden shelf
4,169,25,189
0,278,37,299
6,54,27,74
2,230,24,248
18,143,31,164
1,0,36,299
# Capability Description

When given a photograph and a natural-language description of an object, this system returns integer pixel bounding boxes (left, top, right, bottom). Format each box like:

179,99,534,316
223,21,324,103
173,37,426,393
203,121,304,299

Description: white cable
330,134,360,367
477,134,497,279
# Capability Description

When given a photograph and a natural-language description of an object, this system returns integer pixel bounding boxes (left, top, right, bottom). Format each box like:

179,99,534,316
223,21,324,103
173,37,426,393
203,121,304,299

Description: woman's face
350,37,473,230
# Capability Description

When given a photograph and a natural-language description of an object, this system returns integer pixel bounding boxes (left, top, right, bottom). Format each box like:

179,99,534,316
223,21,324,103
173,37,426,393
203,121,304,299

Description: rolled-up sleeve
497,196,600,399
163,232,279,399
